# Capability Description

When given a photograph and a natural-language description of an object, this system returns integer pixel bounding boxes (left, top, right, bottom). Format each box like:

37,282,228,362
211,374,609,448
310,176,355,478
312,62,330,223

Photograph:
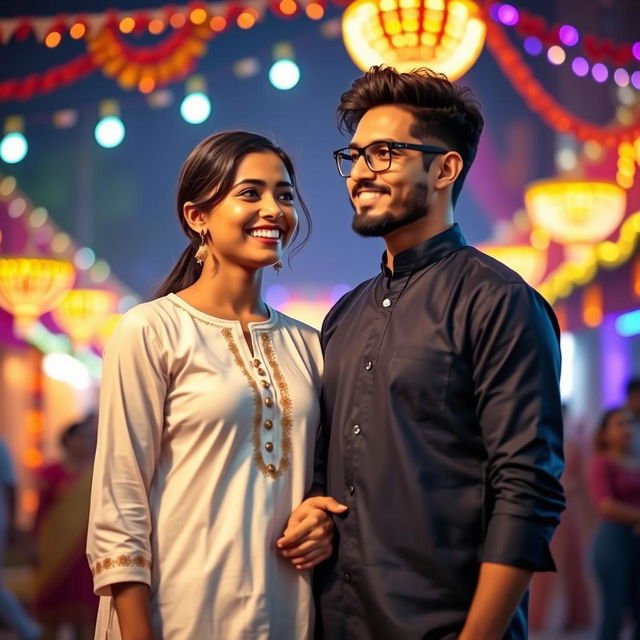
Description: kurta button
365,361,372,371
261,380,270,388
267,464,276,473
353,425,361,435
253,359,261,367
382,298,391,308
344,572,352,583
257,368,265,376
264,420,273,429
265,441,273,452
348,485,355,495
265,397,273,408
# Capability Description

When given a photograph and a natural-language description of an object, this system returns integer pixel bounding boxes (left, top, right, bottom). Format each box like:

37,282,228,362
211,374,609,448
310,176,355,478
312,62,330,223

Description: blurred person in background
529,405,592,631
31,416,98,640
0,438,41,639
625,377,640,458
589,407,640,640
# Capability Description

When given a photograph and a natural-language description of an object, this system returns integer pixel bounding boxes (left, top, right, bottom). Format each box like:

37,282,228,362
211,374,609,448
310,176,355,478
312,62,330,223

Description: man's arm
459,564,532,640
467,281,565,635
112,583,154,640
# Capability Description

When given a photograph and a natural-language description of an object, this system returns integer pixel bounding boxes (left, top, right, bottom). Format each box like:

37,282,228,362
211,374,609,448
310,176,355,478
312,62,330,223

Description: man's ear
433,152,463,192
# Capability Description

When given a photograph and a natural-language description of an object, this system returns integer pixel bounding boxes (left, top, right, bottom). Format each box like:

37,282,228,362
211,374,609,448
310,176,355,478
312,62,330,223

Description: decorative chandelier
480,244,547,287
53,288,117,347
525,180,627,246
0,257,75,334
341,0,486,79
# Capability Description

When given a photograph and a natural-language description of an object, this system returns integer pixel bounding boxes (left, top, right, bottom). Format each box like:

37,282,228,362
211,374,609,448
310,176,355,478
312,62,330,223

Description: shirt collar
380,223,468,278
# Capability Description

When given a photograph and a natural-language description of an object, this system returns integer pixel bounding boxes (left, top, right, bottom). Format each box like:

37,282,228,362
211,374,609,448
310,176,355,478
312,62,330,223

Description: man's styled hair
337,66,484,205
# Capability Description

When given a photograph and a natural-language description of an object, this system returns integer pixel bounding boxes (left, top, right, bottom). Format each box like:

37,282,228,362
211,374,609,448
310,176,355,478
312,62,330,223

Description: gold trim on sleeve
91,554,151,576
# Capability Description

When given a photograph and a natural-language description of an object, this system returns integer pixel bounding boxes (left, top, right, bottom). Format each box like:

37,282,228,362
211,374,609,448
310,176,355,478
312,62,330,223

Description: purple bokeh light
497,4,519,26
613,68,629,87
558,25,579,47
632,42,640,62
591,63,608,83
571,57,589,77
523,36,543,56
632,71,640,90
265,284,290,308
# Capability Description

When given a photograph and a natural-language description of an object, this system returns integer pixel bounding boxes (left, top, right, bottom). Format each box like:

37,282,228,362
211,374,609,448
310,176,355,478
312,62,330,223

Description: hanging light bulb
180,75,212,125
95,100,125,149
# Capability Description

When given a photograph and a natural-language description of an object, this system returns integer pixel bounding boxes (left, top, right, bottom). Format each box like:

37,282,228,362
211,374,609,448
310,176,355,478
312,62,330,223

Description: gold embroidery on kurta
260,333,293,477
91,554,151,576
219,327,275,477
168,298,286,480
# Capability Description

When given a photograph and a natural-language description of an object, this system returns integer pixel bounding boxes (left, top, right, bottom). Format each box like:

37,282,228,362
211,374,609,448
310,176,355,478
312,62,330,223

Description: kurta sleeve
471,283,565,572
87,308,167,596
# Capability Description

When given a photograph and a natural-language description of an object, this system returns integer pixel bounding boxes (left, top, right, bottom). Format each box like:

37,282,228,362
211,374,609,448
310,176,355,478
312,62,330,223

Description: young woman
87,131,344,639
589,407,640,640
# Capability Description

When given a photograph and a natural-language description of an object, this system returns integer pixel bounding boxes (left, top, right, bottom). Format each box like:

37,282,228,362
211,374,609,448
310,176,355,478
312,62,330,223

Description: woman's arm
87,309,167,629
595,497,640,526
112,583,154,640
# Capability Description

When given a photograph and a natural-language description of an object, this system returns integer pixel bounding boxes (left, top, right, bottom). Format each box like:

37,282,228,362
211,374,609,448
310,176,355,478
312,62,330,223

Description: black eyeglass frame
332,141,449,177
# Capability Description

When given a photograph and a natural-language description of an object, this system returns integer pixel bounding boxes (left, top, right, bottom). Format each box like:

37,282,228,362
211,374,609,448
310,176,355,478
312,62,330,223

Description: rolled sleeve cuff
481,513,556,572
90,553,152,596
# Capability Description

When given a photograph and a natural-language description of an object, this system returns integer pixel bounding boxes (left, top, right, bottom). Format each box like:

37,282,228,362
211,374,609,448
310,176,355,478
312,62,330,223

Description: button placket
251,341,279,468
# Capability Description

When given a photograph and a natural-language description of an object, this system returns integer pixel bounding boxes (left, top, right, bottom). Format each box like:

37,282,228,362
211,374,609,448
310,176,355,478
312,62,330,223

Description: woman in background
87,131,344,639
589,407,640,640
32,417,98,640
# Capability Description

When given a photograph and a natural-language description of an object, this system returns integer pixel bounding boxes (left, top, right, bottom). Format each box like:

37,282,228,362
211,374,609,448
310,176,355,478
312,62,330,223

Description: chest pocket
389,346,453,422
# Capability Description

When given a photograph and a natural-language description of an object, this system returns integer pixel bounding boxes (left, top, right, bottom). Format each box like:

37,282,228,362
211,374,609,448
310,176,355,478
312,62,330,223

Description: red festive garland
485,18,640,145
0,54,96,102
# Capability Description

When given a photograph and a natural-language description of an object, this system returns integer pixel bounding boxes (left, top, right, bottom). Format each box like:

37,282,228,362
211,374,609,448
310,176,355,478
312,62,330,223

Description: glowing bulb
269,59,300,90
180,92,212,124
94,116,125,148
0,132,28,164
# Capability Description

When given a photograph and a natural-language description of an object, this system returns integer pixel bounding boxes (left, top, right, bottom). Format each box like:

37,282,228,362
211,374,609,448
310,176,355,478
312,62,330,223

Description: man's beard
351,182,429,237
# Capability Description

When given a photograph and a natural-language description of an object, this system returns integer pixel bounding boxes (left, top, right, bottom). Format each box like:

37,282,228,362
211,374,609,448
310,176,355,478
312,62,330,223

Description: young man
314,67,566,640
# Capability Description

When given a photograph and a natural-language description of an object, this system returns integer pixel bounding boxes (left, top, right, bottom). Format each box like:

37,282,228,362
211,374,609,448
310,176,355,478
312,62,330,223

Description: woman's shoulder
271,309,319,337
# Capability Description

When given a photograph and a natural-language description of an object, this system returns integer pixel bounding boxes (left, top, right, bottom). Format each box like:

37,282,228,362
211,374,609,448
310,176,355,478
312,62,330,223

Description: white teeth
248,228,281,239
358,191,385,201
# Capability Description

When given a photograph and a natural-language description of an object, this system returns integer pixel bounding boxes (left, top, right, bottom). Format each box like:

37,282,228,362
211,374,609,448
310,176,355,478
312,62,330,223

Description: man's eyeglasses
332,141,449,178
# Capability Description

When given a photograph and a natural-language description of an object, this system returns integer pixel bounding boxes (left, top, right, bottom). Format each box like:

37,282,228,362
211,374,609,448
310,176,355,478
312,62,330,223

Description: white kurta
87,293,323,639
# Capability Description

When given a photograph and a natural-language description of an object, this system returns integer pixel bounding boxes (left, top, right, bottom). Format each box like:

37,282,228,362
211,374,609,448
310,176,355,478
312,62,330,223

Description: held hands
276,496,348,570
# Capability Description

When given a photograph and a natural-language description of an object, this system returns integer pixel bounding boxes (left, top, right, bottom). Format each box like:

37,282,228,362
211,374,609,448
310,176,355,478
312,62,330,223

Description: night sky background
0,0,636,301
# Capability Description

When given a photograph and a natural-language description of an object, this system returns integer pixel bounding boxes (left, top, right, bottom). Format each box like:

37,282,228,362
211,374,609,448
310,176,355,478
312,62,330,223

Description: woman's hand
276,496,347,570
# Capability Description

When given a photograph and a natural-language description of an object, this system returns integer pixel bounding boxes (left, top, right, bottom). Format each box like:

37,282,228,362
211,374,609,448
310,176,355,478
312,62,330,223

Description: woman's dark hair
337,66,484,206
593,407,625,452
155,131,312,297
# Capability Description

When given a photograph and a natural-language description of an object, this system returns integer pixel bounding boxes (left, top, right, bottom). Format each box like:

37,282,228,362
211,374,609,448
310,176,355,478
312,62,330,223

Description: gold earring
194,230,208,266
273,261,283,273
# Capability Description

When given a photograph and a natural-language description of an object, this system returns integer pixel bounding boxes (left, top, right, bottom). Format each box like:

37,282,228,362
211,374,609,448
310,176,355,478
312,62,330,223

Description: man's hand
277,496,348,570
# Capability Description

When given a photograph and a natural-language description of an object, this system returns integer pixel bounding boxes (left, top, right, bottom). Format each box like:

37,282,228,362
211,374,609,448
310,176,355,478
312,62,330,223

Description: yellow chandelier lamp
0,257,76,335
525,179,628,301
480,244,547,287
341,0,486,79
52,288,117,348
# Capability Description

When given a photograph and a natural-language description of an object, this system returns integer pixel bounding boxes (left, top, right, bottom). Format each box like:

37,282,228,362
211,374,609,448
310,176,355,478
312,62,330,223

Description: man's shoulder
323,276,377,330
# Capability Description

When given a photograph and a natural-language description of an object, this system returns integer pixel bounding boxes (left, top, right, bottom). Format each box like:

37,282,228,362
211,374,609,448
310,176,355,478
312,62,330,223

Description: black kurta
314,224,565,640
